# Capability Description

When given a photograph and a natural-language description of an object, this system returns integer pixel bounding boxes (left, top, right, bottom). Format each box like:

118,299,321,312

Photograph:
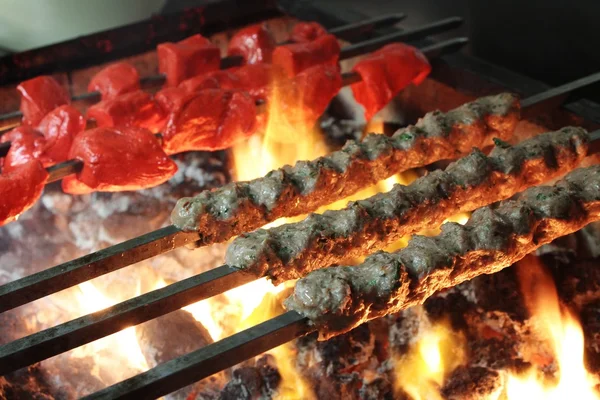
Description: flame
506,256,600,399
72,282,148,371
393,314,466,400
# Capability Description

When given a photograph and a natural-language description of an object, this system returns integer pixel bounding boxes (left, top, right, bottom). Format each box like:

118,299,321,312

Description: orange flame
506,256,600,399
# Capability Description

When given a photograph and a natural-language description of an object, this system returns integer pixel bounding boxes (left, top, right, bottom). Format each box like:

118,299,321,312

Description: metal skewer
0,13,408,125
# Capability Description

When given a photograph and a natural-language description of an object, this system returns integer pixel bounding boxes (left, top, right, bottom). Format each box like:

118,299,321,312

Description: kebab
225,127,588,284
0,38,455,227
2,127,599,382
0,80,593,315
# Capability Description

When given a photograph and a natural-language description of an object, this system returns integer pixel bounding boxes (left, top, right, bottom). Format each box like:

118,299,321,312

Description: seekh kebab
284,163,600,340
172,93,519,236
225,127,588,284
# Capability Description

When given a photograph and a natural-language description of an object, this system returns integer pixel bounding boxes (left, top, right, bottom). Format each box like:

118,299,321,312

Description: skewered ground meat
158,34,221,87
172,93,519,243
61,126,177,194
226,127,588,284
284,164,600,340
16,76,70,126
227,23,276,64
0,160,48,226
88,62,141,100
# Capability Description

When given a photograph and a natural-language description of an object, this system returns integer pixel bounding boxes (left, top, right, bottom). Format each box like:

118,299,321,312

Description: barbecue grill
2,1,600,399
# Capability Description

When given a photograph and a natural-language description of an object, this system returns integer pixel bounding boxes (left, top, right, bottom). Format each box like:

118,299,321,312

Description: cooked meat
351,43,431,121
87,62,141,100
290,22,328,43
36,105,86,164
284,164,600,340
226,127,588,284
172,93,520,244
62,126,177,194
16,76,70,126
272,34,341,78
0,160,48,226
227,23,276,64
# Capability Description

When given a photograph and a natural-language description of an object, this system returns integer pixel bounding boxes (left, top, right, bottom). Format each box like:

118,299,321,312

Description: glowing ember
506,256,600,399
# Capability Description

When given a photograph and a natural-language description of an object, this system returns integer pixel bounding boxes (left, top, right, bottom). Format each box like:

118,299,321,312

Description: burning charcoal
440,366,504,400
470,267,530,321
0,365,55,400
388,307,431,354
423,288,474,329
311,373,361,400
218,365,275,400
255,354,281,398
544,257,600,308
580,299,600,373
296,324,375,374
136,310,223,400
359,376,396,400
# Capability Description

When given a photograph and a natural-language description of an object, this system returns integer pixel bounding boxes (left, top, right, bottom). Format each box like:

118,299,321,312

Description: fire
393,312,466,400
506,256,600,399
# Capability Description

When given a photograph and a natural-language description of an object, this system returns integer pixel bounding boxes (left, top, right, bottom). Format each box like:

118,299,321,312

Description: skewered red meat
178,70,241,93
227,24,276,64
1,127,45,171
263,63,342,129
88,62,141,100
62,126,177,195
162,89,257,154
0,160,48,226
232,64,274,101
87,90,166,133
290,22,328,43
17,76,70,126
157,34,221,87
155,87,199,115
36,105,86,164
351,43,431,120
272,34,340,78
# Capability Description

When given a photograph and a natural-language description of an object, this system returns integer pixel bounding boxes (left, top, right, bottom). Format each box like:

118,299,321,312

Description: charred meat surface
172,93,520,243
225,127,588,284
284,164,600,339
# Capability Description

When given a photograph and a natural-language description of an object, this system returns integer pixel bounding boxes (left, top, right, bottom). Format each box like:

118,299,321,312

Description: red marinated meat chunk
264,64,342,130
155,87,199,115
351,43,431,121
17,76,70,126
232,64,274,101
62,126,177,195
37,105,86,164
87,90,166,133
227,23,276,64
272,34,340,78
178,70,241,94
290,22,328,43
162,89,257,154
0,160,48,226
158,34,221,87
1,127,46,171
88,62,140,100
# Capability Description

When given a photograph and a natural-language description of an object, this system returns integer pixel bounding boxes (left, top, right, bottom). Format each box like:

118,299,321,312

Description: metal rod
521,71,600,109
0,13,409,124
0,225,198,313
83,311,312,400
46,159,83,182
0,265,258,376
338,16,463,60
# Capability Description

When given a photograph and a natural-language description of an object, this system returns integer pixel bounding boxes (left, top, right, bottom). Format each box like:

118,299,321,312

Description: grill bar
520,71,600,108
83,311,312,400
1,127,599,377
0,37,468,316
0,13,409,122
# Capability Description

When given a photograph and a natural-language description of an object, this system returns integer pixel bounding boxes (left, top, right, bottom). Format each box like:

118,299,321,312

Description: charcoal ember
255,355,281,398
296,324,375,374
0,365,55,400
42,355,110,397
218,361,280,400
423,288,474,329
575,222,600,258
464,310,531,372
470,267,529,321
440,366,504,400
388,306,431,354
580,299,600,373
358,376,395,400
320,114,364,148
544,255,600,307
136,310,223,400
311,372,361,400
